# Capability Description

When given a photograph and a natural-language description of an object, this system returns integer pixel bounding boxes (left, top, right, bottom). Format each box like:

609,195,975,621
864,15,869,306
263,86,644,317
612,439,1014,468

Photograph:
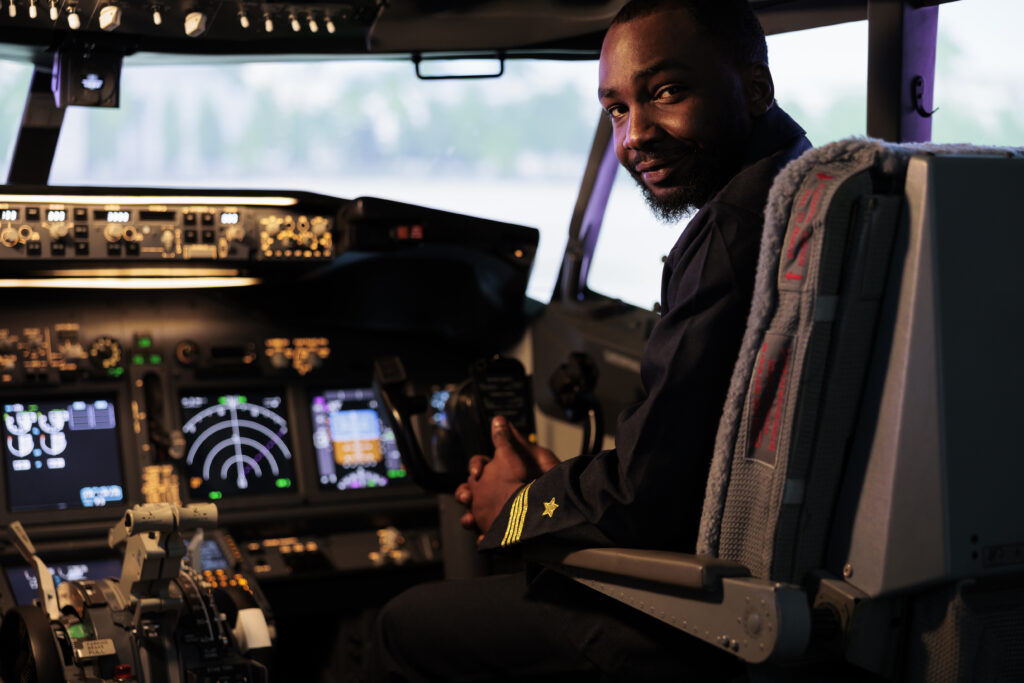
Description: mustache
627,145,700,174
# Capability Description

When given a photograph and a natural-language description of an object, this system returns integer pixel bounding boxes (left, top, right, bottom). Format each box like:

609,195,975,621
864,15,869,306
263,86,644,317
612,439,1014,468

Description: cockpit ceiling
0,0,872,64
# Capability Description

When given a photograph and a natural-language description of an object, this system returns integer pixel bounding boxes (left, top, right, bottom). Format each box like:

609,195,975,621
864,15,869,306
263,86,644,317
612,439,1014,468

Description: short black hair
610,0,768,66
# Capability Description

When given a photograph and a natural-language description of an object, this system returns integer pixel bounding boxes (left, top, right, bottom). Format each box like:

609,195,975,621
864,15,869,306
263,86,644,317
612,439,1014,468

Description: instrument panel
0,189,336,263
0,309,429,525
0,185,538,677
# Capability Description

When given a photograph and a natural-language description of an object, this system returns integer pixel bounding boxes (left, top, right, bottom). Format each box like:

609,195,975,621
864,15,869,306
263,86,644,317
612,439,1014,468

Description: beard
628,135,746,223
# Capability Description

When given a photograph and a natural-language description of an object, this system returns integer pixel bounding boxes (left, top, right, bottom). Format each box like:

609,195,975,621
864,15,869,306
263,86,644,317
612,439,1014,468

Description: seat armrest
535,547,750,592
534,547,810,662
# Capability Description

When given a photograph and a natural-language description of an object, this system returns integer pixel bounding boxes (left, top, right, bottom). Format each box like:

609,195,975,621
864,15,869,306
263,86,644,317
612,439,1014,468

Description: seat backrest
697,140,1024,594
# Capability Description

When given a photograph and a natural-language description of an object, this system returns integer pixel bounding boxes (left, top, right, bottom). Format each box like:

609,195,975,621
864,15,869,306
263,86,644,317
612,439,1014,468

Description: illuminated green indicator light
275,478,291,489
388,469,407,479
137,337,152,349
218,396,226,404
209,491,223,500
238,396,247,404
66,623,92,639
149,354,162,364
28,404,38,412
132,354,145,365
108,367,125,378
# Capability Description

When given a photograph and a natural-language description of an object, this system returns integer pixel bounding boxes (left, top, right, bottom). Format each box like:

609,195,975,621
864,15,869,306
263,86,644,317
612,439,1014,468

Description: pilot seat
541,138,1024,682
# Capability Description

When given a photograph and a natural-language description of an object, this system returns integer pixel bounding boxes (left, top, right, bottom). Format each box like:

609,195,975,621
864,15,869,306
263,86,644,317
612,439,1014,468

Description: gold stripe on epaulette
500,481,533,546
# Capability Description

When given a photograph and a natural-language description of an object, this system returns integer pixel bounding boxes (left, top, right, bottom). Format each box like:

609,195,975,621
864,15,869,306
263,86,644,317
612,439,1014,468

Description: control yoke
373,356,463,492
374,354,538,494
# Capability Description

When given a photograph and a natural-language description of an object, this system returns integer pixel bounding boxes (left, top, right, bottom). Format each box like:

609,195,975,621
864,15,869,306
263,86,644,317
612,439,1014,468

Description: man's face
599,9,754,221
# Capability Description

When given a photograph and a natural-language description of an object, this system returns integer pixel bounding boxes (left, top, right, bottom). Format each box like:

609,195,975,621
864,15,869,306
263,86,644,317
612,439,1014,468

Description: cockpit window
47,58,598,301
932,0,1022,144
0,60,33,176
589,20,869,310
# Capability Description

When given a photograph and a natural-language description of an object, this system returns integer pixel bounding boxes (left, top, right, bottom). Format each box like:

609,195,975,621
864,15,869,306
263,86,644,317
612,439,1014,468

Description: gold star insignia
542,497,559,518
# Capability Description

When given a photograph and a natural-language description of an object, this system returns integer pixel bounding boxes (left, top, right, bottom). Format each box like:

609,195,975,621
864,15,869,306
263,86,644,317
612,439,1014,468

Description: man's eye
604,105,627,120
654,85,684,100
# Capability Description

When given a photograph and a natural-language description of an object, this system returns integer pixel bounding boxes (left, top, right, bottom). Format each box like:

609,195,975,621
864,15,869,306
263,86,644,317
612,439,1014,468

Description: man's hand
454,416,558,541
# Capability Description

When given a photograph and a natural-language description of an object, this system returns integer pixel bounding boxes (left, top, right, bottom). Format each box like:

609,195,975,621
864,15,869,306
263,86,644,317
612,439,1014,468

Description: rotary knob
226,225,246,243
311,217,329,236
104,223,124,242
49,223,70,240
261,216,283,237
88,337,122,370
0,226,18,247
161,229,176,252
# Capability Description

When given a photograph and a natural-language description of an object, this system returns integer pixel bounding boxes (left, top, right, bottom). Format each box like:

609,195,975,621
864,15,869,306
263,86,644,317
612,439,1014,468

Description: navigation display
310,388,406,491
2,398,124,512
180,391,295,501
5,558,123,606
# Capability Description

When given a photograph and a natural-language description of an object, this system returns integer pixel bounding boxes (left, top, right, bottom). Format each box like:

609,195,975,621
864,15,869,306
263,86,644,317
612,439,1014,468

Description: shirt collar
741,103,808,167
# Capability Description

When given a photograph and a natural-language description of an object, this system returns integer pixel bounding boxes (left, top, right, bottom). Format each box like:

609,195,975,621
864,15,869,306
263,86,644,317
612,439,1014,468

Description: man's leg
369,569,743,682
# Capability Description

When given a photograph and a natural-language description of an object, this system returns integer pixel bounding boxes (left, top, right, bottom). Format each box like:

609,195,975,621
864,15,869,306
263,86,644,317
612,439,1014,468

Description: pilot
368,0,812,679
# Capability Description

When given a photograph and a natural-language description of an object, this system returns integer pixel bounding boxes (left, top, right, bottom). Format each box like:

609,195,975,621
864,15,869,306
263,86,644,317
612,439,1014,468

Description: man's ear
743,63,775,117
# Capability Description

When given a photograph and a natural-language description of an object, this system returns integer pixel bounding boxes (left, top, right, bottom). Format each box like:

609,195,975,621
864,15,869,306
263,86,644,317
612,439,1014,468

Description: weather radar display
179,392,294,501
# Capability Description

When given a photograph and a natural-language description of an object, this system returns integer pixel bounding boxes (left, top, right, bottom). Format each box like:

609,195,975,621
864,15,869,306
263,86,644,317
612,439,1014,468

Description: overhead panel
0,0,888,62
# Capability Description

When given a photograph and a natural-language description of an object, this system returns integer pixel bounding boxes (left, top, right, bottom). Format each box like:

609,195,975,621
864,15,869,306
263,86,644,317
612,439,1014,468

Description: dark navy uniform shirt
482,105,811,552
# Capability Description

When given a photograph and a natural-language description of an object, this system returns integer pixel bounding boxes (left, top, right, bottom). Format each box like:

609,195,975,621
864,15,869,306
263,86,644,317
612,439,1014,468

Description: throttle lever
7,521,61,621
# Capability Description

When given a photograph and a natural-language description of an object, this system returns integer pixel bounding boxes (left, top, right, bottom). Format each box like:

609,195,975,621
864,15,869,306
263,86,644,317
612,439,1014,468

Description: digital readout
106,211,130,223
1,209,18,221
46,210,67,222
220,212,240,225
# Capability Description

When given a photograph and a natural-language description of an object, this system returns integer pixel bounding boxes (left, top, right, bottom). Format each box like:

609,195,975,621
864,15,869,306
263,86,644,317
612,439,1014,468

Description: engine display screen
5,558,123,606
2,398,124,512
180,391,295,501
310,388,406,491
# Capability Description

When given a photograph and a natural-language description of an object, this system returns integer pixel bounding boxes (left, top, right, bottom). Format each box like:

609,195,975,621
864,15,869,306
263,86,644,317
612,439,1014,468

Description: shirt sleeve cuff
480,480,534,550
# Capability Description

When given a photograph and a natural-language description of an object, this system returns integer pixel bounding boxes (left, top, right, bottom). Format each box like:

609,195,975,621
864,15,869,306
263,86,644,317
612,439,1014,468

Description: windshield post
7,65,65,185
556,115,615,303
867,1,939,142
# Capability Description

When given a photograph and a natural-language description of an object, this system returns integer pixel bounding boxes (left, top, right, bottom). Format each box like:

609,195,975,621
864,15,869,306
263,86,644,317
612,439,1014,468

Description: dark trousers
368,568,744,682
